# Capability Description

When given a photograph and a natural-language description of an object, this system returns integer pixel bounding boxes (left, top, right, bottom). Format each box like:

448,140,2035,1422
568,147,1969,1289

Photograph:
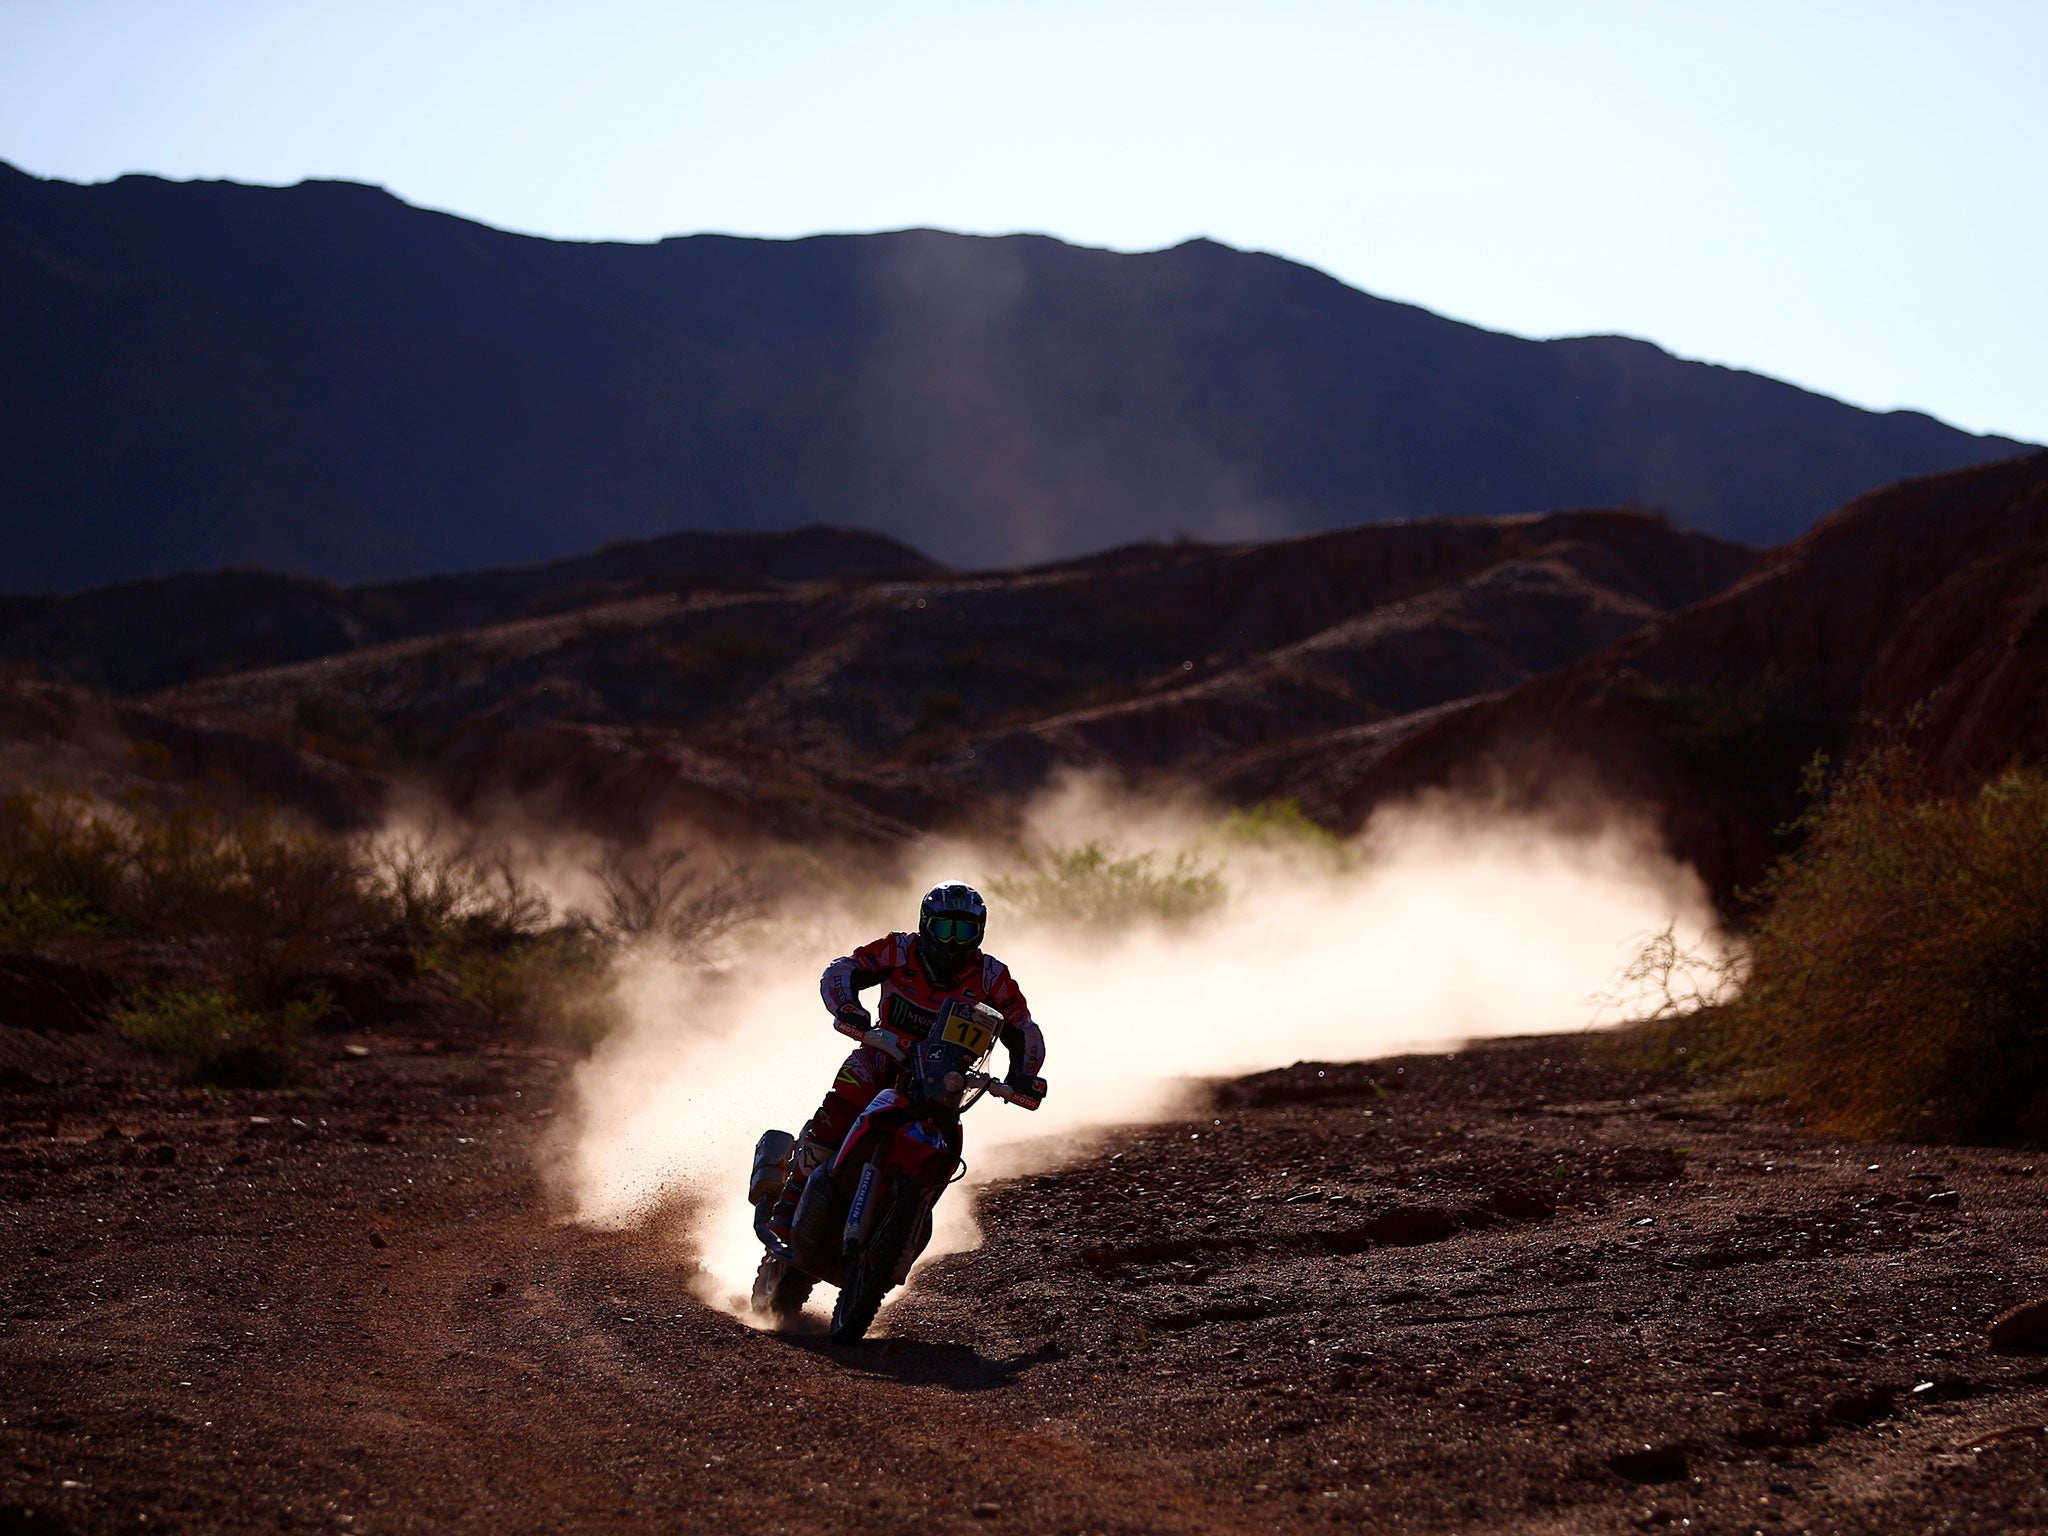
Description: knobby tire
752,1254,816,1319
829,1174,922,1345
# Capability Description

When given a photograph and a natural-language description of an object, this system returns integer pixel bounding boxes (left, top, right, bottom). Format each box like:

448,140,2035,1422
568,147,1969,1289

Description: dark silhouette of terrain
1292,451,2048,903
0,525,934,694
9,456,2048,909
1,160,2027,590
146,510,1755,845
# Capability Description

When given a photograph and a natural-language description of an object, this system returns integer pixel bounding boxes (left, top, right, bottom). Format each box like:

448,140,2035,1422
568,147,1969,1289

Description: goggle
928,915,983,944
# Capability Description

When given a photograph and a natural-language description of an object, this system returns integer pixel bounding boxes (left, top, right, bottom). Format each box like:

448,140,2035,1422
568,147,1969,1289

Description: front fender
831,1087,907,1177
883,1117,957,1185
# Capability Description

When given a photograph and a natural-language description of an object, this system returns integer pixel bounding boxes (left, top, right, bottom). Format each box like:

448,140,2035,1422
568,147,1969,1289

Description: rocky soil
5,1033,2048,1535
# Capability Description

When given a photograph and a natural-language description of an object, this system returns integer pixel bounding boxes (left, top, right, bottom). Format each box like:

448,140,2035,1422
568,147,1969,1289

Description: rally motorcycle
748,998,1044,1343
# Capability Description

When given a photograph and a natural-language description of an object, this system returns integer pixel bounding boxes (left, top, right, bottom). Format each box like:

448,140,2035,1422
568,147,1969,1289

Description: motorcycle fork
842,1160,882,1255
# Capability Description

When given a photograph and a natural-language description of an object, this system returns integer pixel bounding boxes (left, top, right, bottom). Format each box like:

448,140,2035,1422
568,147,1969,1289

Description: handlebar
831,1013,1042,1109
965,1069,1042,1111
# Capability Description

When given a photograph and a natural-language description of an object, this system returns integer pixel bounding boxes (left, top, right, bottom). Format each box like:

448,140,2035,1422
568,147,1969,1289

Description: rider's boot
765,1131,830,1242
764,1181,800,1242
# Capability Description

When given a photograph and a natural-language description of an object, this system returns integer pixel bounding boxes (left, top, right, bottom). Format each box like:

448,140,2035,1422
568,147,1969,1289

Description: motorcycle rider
764,880,1047,1241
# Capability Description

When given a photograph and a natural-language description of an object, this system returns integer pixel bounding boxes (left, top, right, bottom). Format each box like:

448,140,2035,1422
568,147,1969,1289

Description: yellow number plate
940,1008,996,1057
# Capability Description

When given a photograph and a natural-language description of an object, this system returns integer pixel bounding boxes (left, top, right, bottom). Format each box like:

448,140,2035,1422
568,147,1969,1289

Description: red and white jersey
820,932,1046,1079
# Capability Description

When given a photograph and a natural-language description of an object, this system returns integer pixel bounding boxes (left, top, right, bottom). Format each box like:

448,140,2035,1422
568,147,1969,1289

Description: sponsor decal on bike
843,1163,878,1250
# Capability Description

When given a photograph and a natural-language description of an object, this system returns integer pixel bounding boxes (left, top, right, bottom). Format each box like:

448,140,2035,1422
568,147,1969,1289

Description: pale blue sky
3,0,2043,442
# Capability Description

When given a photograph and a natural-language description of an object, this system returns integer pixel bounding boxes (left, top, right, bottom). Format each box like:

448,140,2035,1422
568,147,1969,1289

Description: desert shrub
368,829,551,944
415,925,617,1043
1631,665,1835,782
1714,752,2048,1142
584,845,761,957
0,789,753,1051
0,890,110,946
374,828,627,1037
0,791,127,937
114,986,327,1087
128,798,381,999
1588,923,1743,1072
991,839,1225,931
1214,798,1347,860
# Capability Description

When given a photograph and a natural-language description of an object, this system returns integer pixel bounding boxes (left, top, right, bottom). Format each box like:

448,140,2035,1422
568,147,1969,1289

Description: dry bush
370,827,614,1038
1717,752,2048,1142
1588,923,1744,1071
127,797,381,1001
584,845,761,958
992,839,1224,931
368,827,552,943
0,789,757,1054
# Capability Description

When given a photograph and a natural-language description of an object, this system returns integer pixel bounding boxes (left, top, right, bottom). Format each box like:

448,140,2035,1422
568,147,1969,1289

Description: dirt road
6,1033,2048,1534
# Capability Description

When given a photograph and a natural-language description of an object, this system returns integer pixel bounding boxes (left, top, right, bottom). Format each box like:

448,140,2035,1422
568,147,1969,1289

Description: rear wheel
829,1174,923,1345
750,1254,815,1320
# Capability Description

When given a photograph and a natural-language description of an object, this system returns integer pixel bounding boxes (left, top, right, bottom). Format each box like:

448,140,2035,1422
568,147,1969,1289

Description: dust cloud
547,781,1730,1315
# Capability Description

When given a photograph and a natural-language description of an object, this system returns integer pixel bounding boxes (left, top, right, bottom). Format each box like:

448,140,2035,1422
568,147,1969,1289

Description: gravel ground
5,1033,2047,1534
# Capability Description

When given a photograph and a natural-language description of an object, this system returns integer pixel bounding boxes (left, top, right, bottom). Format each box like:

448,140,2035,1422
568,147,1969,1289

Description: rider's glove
1003,1065,1048,1108
833,1001,873,1040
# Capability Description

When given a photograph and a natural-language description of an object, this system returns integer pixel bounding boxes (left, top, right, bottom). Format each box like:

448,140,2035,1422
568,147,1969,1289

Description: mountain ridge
2,162,2025,589
132,507,1759,849
0,524,935,694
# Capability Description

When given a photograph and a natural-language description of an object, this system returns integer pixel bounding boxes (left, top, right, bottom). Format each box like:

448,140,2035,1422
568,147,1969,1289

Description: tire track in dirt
8,1034,2048,1535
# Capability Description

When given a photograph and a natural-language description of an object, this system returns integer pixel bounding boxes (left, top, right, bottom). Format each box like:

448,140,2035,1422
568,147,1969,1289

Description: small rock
367,1231,390,1251
99,1123,128,1141
489,1280,509,1296
971,1502,1001,1519
1608,1444,1689,1483
32,1244,53,1258
343,1044,371,1058
153,1144,177,1166
1988,1298,2048,1354
1926,1189,1960,1209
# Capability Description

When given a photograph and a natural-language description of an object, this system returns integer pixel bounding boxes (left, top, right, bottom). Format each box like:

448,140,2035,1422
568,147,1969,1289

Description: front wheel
829,1173,923,1345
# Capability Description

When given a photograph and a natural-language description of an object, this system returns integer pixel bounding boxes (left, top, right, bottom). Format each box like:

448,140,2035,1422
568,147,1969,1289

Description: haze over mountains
3,453,2045,921
140,508,1761,849
1,161,2027,592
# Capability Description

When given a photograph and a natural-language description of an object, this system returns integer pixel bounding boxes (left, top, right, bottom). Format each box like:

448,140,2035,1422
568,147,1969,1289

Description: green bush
1715,753,2048,1142
128,798,380,999
415,925,619,1044
0,890,109,946
1213,797,1346,860
991,839,1225,931
114,986,326,1087
0,790,127,935
0,789,380,990
0,788,760,1052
